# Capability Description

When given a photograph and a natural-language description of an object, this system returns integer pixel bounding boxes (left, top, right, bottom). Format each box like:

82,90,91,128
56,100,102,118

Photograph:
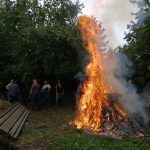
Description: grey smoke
101,50,148,123
95,0,149,123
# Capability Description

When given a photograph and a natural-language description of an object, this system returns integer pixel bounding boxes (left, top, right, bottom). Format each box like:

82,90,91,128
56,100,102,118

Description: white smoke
81,0,138,49
101,50,148,123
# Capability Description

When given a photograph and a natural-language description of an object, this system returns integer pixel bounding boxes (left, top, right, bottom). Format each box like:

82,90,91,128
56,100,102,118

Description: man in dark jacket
6,79,19,102
29,79,40,110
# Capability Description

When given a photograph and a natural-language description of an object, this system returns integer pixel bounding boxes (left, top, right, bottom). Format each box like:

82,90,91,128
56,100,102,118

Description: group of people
5,79,64,110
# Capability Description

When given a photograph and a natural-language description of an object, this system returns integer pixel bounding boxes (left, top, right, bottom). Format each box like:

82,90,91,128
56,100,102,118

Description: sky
78,0,138,49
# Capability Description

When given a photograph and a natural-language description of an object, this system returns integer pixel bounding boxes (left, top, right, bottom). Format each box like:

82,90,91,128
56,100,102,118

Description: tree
0,0,83,90
121,0,150,91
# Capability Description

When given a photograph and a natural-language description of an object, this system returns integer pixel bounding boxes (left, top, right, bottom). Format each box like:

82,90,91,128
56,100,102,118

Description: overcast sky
79,0,138,49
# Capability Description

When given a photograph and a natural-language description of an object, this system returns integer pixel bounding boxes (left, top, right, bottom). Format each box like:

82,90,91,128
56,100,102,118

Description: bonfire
71,15,149,138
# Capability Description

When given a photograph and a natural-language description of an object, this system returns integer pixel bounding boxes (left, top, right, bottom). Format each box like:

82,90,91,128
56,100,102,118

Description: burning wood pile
72,92,149,138
71,15,150,138
97,93,149,138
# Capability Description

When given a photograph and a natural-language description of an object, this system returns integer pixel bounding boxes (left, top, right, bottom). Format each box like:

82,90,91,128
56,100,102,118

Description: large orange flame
74,16,110,132
73,15,127,133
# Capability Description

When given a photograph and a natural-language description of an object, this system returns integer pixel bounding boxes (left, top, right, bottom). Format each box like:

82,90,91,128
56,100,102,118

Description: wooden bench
0,102,30,138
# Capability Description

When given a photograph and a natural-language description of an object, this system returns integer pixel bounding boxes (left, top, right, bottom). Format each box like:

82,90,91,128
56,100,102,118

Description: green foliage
120,1,150,91
0,0,84,88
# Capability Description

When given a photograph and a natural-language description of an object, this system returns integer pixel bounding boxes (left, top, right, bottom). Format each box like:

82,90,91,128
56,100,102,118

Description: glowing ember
73,15,127,133
138,133,145,138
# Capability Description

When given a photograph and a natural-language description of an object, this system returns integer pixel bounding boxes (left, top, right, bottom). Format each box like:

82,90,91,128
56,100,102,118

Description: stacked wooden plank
0,102,30,138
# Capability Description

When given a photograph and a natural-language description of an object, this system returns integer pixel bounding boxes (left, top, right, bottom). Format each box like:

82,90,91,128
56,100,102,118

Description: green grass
17,106,150,150
52,131,150,150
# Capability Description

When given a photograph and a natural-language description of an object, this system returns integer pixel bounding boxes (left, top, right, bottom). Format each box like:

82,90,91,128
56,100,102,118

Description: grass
16,105,150,150
52,132,150,150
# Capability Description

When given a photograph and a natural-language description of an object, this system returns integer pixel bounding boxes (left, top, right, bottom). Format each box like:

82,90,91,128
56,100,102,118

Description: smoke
76,0,149,123
101,50,148,123
82,0,138,49
94,0,149,123
131,0,150,27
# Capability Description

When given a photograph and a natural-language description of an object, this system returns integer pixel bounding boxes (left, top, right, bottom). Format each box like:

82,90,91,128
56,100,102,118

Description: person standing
6,79,19,103
29,79,40,110
42,80,51,107
127,79,136,93
56,80,64,106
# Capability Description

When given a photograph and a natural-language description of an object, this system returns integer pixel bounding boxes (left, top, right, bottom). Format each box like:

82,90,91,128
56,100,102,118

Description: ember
71,15,150,138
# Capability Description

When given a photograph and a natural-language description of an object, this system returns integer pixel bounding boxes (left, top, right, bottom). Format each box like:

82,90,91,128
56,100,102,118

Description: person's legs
31,95,35,110
44,95,47,106
58,93,63,106
44,95,50,107
47,95,50,106
9,95,16,103
9,96,13,103
56,93,59,106
13,96,18,102
31,94,38,110
15,96,18,102
35,95,38,110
